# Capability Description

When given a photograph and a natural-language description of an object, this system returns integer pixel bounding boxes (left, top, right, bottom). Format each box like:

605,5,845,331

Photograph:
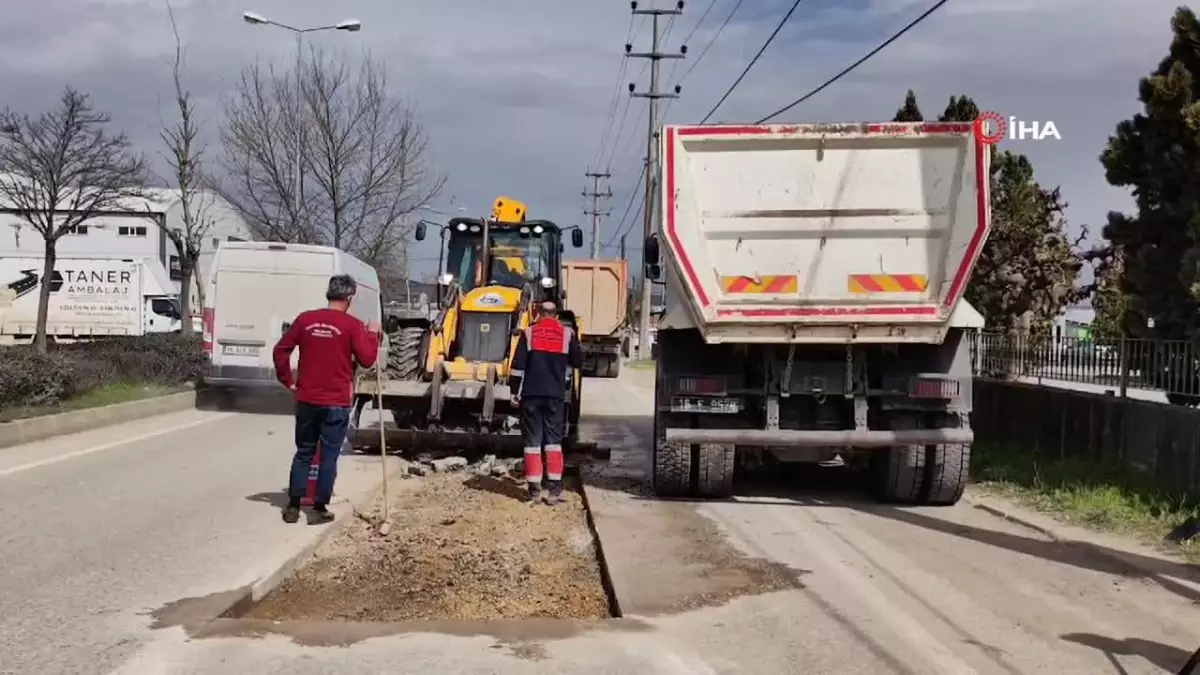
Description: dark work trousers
519,396,566,490
288,402,351,506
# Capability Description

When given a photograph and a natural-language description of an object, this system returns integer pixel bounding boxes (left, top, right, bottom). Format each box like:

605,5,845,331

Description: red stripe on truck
664,123,989,318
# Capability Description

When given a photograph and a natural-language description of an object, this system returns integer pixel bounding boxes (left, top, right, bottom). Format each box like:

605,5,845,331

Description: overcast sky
0,0,1180,278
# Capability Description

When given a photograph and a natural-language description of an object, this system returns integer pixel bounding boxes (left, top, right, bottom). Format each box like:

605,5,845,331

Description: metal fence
969,333,1200,403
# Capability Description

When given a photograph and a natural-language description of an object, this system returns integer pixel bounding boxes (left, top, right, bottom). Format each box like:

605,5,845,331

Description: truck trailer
562,259,628,378
644,121,988,505
0,254,182,344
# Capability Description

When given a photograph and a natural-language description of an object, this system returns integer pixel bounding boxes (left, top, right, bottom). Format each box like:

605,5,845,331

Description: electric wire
698,0,805,124
754,0,952,123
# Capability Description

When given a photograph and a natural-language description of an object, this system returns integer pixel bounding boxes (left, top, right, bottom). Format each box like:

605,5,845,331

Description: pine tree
1098,7,1200,341
893,89,923,121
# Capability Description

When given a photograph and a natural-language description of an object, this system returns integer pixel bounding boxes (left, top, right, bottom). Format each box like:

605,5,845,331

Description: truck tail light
909,376,959,399
201,308,214,355
677,376,726,396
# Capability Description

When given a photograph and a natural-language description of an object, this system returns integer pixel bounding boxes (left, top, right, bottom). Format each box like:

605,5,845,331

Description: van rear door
210,246,334,384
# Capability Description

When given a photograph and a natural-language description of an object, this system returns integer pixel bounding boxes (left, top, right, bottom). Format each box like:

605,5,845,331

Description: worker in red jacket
273,274,379,524
510,300,583,504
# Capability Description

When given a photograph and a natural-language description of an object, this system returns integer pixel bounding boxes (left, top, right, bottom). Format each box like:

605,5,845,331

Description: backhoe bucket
352,362,525,454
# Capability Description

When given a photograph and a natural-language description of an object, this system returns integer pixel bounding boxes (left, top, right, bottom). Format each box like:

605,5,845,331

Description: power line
663,0,717,85
591,15,639,169
605,162,646,249
699,0,805,124
754,0,952,123
662,0,746,121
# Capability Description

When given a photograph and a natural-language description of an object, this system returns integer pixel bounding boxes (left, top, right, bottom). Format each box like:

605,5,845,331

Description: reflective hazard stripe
510,369,524,377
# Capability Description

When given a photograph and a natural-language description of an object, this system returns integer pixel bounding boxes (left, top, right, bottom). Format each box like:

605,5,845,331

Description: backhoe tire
386,326,426,380
921,443,971,506
870,415,926,504
696,444,735,498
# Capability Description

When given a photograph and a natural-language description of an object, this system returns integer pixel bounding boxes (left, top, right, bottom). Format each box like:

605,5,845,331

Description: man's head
326,274,357,311
536,300,557,320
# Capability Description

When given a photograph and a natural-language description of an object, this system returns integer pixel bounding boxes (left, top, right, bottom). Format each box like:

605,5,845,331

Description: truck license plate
222,344,261,357
671,396,740,414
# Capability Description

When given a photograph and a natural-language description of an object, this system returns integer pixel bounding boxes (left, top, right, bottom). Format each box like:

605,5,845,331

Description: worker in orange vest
510,300,583,503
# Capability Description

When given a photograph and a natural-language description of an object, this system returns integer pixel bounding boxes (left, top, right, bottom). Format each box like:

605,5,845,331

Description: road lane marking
0,413,235,478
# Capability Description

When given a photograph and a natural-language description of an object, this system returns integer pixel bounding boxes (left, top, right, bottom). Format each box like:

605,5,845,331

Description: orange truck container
562,259,628,378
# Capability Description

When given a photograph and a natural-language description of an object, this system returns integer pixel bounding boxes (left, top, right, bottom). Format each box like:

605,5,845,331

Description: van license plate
222,345,261,357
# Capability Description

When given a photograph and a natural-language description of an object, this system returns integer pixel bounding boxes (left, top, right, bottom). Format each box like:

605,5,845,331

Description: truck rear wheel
870,415,926,503
696,444,735,498
921,443,971,506
651,356,691,497
386,326,426,380
652,438,692,498
605,354,621,378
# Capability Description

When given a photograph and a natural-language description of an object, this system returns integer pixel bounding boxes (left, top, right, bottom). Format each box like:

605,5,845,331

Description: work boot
282,498,301,524
526,482,542,504
309,503,335,524
545,480,564,505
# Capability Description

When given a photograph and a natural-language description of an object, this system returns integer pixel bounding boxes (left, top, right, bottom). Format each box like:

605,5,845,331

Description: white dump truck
642,121,988,505
0,255,182,344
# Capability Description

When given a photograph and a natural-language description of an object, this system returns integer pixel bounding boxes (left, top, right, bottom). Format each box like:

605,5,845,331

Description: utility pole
628,0,685,360
620,234,627,261
583,169,612,258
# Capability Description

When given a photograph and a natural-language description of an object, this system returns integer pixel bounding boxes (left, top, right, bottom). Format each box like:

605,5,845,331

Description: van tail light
909,376,959,399
201,308,214,355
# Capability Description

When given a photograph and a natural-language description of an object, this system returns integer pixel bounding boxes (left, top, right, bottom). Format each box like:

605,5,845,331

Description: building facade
0,189,252,316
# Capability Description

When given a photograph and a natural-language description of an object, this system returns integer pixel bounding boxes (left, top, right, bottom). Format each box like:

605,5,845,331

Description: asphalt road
0,401,385,675
4,372,1200,674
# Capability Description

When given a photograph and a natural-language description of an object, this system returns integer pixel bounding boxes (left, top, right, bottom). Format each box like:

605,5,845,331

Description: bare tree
158,0,216,334
0,88,150,353
218,46,444,274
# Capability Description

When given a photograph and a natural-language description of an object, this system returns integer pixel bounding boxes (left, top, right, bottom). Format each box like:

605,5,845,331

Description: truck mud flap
663,428,973,447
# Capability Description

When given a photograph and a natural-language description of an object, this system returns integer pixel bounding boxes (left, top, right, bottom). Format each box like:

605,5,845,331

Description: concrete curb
575,465,624,618
0,389,206,449
963,492,1200,583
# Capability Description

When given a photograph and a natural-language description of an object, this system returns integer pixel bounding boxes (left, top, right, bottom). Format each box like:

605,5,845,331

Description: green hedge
0,334,205,409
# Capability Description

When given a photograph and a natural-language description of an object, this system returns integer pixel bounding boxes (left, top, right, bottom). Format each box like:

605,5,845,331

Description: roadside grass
971,442,1200,562
0,381,186,423
627,359,656,370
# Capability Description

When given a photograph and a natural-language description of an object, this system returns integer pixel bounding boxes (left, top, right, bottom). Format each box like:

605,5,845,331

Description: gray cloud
0,0,1181,275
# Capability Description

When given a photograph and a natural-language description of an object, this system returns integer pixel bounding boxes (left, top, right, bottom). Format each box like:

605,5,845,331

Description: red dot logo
974,111,1006,145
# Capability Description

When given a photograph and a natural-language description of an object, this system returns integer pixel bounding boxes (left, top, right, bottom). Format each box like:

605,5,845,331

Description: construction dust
245,463,614,623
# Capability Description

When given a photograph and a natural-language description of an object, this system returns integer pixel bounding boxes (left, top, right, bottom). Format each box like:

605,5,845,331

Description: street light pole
242,11,361,230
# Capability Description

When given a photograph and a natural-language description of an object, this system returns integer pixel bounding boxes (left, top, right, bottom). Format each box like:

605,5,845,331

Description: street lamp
242,10,362,219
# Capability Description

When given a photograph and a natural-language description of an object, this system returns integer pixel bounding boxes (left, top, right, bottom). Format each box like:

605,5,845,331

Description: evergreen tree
893,89,923,121
1098,7,1200,340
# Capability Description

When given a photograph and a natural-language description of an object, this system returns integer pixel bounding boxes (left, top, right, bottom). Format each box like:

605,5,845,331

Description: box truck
201,241,382,393
0,255,182,344
562,259,628,378
643,121,988,505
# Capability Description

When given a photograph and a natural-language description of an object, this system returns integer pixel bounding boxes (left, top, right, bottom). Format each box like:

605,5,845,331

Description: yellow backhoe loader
353,197,586,452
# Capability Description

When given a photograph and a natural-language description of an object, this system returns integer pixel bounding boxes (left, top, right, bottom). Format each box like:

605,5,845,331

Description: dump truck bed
660,122,989,341
562,259,627,337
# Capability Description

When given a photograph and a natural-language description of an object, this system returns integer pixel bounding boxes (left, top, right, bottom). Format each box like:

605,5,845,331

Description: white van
201,241,382,391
